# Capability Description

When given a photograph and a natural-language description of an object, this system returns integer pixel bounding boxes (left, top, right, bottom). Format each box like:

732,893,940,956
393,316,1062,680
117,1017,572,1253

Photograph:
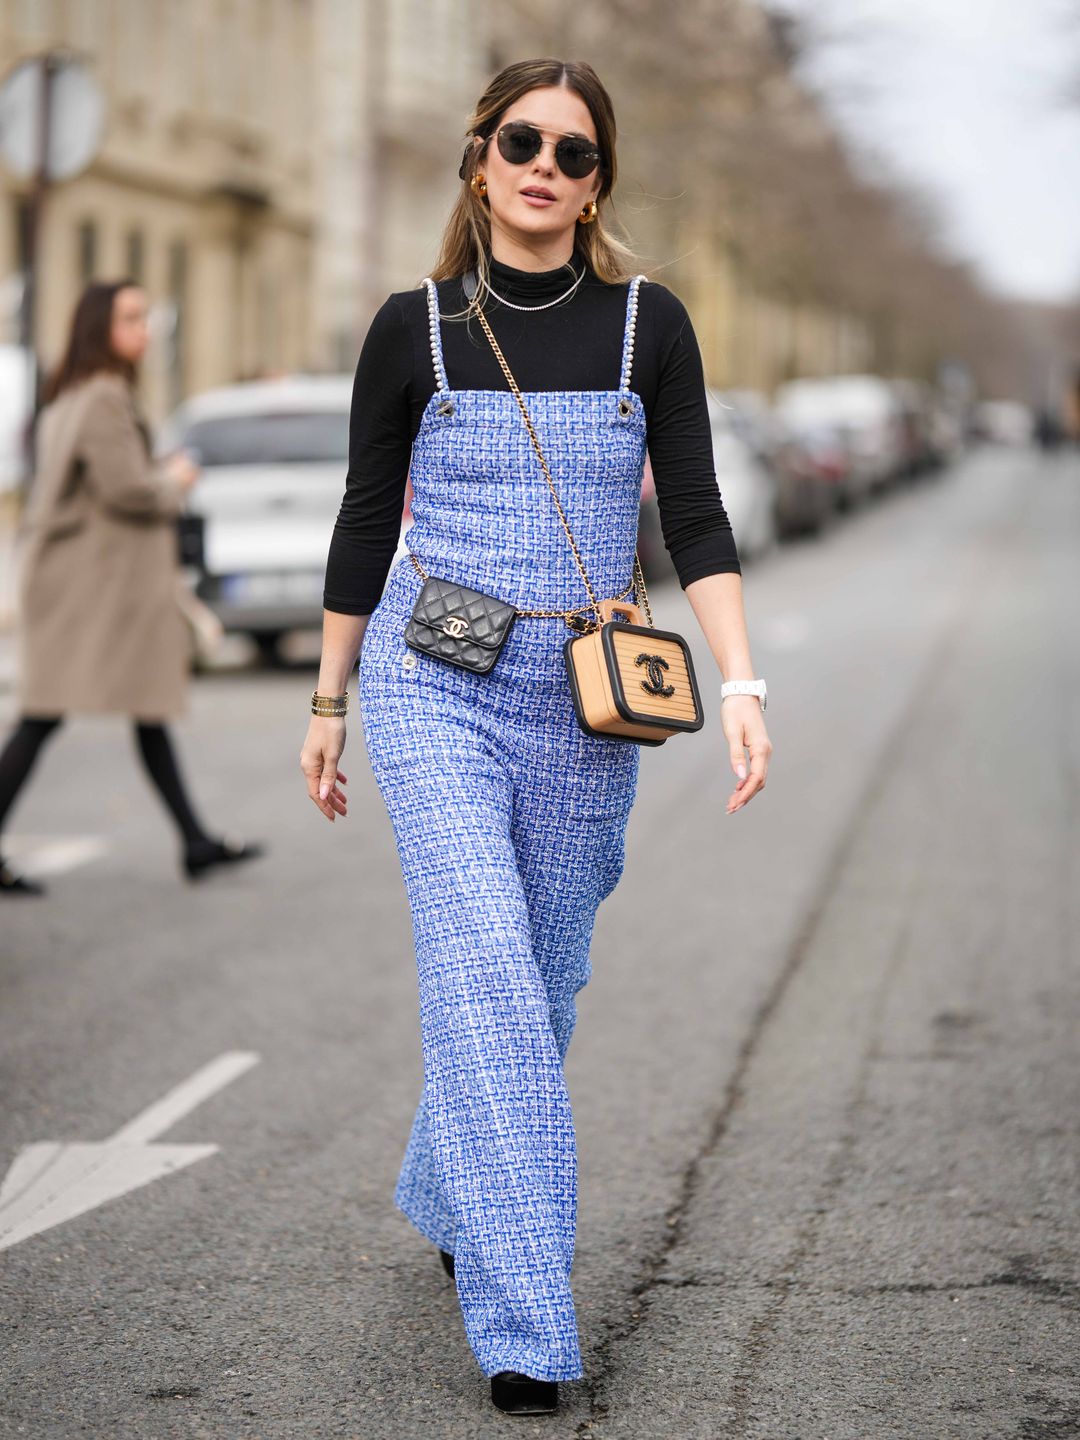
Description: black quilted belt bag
403,572,518,675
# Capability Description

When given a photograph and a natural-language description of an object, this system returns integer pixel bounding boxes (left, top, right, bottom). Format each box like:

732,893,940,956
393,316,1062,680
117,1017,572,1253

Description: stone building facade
0,0,482,423
1,0,869,429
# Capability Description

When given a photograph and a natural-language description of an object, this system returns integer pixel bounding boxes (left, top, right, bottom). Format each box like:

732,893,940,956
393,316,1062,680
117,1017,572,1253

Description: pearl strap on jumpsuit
358,274,649,1381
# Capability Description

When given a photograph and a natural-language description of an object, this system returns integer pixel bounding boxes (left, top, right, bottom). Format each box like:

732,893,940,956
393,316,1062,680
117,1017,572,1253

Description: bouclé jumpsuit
357,275,649,1381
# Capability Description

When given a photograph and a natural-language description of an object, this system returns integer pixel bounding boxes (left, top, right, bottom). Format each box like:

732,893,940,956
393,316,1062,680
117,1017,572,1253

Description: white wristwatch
720,678,767,711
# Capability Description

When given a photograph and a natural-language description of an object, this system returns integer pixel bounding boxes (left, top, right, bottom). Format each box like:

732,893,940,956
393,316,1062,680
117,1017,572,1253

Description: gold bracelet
311,689,349,717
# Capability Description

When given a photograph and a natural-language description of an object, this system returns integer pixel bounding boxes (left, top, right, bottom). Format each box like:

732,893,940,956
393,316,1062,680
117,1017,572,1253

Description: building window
77,220,97,284
167,238,188,409
14,197,32,272
125,229,145,284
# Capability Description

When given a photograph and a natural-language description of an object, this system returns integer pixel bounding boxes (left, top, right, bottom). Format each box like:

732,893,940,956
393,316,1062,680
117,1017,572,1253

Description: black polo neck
484,252,591,303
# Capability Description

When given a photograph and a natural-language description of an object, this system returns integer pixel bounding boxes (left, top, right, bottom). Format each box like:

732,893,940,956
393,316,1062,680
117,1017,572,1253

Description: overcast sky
779,0,1080,303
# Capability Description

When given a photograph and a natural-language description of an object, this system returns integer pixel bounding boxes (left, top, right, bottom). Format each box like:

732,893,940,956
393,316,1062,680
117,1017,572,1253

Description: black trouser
0,715,211,851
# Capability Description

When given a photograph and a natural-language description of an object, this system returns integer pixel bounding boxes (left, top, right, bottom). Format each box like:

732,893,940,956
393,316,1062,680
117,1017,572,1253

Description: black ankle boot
490,1371,559,1415
439,1247,455,1279
183,836,265,880
0,858,45,896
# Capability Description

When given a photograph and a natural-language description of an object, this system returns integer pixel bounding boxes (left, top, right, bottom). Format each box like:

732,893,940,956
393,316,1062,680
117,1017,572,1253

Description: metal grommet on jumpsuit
358,273,650,1382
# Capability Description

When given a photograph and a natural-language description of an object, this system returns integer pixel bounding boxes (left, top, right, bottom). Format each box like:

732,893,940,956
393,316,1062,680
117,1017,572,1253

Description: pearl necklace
480,262,586,312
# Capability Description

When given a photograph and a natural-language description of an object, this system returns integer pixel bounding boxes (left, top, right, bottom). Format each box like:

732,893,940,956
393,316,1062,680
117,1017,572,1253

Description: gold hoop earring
471,172,488,199
578,200,598,225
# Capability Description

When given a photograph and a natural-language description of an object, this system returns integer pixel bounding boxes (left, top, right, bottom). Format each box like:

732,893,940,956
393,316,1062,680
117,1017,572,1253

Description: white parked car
974,400,1033,446
158,375,356,661
707,392,778,561
0,345,34,495
775,375,906,499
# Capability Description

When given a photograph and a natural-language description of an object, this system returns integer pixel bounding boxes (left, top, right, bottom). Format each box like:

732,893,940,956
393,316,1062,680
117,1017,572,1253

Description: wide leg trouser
366,704,633,1382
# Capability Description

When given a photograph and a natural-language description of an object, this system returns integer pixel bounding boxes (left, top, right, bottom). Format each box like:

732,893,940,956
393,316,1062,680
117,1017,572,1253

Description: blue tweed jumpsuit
357,274,649,1382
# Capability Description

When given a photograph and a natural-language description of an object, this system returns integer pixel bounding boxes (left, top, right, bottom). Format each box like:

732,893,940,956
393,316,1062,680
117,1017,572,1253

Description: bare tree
483,0,1043,394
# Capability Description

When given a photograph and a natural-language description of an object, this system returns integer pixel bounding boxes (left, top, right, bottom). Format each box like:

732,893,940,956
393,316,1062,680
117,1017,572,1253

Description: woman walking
0,280,263,895
301,60,771,1414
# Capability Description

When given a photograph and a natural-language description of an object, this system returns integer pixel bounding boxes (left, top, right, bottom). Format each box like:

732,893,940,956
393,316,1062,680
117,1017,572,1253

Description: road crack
574,495,1005,1437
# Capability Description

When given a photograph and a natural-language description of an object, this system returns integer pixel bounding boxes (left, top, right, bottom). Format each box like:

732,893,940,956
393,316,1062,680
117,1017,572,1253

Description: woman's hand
164,449,200,492
722,696,772,814
300,717,349,822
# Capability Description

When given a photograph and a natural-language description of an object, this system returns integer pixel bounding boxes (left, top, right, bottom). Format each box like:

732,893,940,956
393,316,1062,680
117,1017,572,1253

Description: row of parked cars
639,374,964,578
157,370,964,660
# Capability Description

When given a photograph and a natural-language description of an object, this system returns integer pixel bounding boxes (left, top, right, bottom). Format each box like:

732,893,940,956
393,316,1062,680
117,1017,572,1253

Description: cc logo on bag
636,652,675,698
441,615,469,638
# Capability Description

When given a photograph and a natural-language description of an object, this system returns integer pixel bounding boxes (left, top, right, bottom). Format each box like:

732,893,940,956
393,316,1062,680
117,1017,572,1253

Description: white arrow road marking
0,1051,260,1252
4,835,110,877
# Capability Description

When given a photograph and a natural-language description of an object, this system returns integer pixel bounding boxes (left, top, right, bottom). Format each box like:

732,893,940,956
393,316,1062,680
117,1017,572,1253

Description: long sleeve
82,376,187,521
641,288,742,587
322,296,416,615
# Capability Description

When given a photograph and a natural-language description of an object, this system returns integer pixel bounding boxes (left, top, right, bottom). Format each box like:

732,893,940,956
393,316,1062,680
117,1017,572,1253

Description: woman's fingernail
737,764,746,779
319,783,329,799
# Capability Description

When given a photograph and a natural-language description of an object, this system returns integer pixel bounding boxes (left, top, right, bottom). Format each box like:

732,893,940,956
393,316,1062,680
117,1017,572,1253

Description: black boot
183,835,265,880
0,858,45,896
490,1371,559,1415
439,1248,455,1279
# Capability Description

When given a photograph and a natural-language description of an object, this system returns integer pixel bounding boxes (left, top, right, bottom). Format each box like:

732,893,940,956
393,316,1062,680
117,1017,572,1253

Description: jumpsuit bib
358,275,648,1382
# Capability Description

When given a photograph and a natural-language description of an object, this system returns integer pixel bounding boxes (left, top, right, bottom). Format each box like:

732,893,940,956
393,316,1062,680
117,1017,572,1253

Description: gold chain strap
407,299,654,632
407,550,634,622
631,550,653,628
474,303,653,630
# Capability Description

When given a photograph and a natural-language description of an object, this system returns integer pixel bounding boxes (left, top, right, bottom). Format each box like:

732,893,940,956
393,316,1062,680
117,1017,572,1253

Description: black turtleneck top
322,256,741,615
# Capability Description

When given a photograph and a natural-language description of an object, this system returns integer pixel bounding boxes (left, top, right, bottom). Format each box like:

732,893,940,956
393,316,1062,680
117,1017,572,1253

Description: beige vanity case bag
563,596,705,747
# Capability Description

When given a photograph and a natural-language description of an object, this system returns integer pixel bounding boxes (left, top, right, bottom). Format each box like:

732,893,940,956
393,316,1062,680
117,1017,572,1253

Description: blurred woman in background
0,279,263,896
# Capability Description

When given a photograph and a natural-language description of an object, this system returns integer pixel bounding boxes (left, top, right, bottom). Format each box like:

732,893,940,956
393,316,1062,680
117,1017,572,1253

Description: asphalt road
1,444,1077,1439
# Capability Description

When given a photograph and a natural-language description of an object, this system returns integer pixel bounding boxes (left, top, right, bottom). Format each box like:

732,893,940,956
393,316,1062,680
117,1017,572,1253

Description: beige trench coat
14,371,193,721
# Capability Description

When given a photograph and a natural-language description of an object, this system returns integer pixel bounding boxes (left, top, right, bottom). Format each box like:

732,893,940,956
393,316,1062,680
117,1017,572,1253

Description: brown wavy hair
430,59,639,298
42,279,140,405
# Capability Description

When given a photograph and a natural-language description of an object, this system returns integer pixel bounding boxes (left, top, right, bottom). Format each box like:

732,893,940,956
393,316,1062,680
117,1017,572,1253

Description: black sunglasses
493,122,601,180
